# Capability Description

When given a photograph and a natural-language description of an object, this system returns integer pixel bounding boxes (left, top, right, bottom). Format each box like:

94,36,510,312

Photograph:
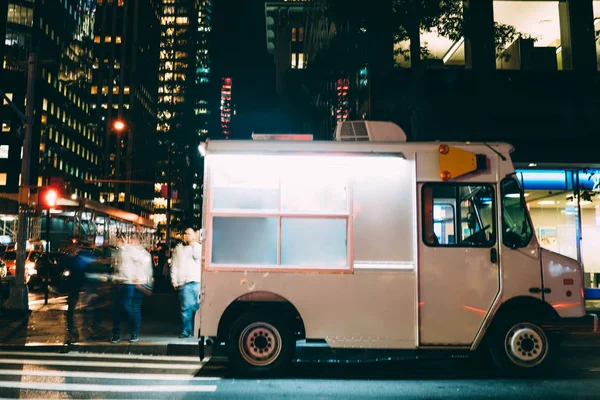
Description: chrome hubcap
238,322,282,367
505,323,547,367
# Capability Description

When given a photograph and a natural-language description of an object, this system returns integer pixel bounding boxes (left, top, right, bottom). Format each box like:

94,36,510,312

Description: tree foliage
318,0,534,65
392,0,535,62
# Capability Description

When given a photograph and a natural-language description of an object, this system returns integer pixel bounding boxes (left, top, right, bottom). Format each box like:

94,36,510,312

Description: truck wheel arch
480,296,559,348
216,291,306,343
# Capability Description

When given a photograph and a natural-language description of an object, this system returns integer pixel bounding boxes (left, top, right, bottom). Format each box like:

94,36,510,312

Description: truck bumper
552,313,598,334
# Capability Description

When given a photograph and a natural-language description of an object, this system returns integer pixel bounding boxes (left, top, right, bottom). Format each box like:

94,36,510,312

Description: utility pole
6,52,37,312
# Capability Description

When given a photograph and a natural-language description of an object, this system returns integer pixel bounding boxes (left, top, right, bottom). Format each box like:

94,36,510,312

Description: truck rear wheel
227,311,294,376
489,315,555,376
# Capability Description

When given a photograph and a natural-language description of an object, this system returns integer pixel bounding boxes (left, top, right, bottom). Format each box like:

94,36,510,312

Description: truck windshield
501,178,533,248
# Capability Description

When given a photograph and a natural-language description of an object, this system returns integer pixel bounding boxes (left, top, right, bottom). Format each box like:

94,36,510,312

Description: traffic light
39,187,58,209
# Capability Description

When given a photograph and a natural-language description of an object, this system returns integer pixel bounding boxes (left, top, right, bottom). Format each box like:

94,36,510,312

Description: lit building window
0,173,7,186
299,27,304,42
298,53,304,69
94,36,101,43
2,93,12,106
0,145,8,159
91,86,98,94
105,36,112,43
291,53,297,69
176,17,189,25
116,36,122,44
292,27,297,42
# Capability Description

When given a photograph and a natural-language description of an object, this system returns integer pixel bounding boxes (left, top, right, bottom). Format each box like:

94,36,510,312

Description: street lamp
112,120,127,207
113,120,125,132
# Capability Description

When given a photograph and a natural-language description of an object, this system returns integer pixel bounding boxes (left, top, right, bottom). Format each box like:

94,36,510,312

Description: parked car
1,250,42,284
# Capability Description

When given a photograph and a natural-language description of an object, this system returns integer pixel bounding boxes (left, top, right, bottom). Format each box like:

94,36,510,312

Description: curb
0,342,200,357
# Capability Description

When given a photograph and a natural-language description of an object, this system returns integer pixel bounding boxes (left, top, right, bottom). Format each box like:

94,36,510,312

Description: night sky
211,0,281,138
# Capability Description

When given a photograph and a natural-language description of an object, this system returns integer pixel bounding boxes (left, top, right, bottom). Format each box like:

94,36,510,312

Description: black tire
227,311,295,376
488,314,556,377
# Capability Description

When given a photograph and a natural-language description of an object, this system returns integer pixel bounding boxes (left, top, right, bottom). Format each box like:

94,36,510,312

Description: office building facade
93,0,160,219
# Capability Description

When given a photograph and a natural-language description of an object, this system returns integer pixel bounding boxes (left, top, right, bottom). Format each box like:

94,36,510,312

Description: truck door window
423,183,496,247
501,178,533,248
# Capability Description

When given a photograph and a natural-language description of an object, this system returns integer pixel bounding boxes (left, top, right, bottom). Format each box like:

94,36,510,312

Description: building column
366,0,394,121
463,0,495,71
559,0,596,72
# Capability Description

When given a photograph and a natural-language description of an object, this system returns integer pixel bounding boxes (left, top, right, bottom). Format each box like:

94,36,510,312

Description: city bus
196,121,597,376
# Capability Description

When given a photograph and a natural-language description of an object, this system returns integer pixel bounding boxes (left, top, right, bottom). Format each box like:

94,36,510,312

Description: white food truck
197,121,597,376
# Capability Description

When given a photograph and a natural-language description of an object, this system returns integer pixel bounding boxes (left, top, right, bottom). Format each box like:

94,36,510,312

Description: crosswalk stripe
0,350,200,363
0,382,217,392
0,358,201,369
0,369,219,381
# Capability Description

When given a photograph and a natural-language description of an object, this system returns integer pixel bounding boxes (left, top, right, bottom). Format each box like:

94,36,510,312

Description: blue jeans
112,284,144,337
179,282,200,336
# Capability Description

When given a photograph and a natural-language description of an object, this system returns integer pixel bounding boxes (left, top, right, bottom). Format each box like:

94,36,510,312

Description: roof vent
334,121,407,142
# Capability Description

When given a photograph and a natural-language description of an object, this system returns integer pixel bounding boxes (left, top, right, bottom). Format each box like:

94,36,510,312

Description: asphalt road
0,344,600,399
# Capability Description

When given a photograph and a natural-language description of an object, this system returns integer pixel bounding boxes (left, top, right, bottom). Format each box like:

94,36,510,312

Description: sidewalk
1,295,599,358
0,291,200,357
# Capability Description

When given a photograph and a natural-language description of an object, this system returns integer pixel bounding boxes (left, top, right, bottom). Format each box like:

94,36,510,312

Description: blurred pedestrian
110,234,153,343
171,227,201,338
65,248,95,344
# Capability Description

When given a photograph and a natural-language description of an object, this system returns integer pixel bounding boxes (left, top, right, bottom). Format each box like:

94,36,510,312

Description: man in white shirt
171,227,202,338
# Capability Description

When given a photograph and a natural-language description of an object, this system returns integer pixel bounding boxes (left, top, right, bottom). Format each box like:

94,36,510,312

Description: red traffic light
40,188,58,208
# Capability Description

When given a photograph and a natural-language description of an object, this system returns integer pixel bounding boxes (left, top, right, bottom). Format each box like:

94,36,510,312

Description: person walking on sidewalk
110,234,153,344
65,249,95,344
171,227,201,338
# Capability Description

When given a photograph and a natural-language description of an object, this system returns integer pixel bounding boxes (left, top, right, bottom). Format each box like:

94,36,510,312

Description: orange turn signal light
440,170,452,181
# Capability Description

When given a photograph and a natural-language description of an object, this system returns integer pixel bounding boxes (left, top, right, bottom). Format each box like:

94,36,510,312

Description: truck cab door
499,178,543,302
418,183,500,345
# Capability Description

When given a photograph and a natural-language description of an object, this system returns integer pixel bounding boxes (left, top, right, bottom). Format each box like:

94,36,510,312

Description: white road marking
0,369,219,381
0,358,201,369
0,350,201,363
0,382,217,392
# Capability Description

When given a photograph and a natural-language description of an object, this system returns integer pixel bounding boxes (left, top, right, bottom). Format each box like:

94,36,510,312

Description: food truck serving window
209,153,351,270
422,183,496,248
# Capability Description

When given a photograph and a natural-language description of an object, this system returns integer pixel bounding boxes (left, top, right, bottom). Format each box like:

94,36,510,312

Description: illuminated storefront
518,168,600,292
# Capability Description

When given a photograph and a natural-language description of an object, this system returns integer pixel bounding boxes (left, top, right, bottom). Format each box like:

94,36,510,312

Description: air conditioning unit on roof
334,121,407,142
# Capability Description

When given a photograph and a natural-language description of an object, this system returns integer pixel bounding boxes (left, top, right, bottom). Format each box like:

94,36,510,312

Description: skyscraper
0,0,101,200
156,0,212,233
191,0,212,225
92,0,160,219
220,77,232,139
265,0,309,96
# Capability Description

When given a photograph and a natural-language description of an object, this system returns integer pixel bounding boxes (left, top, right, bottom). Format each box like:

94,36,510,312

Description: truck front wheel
489,315,556,376
227,311,294,376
